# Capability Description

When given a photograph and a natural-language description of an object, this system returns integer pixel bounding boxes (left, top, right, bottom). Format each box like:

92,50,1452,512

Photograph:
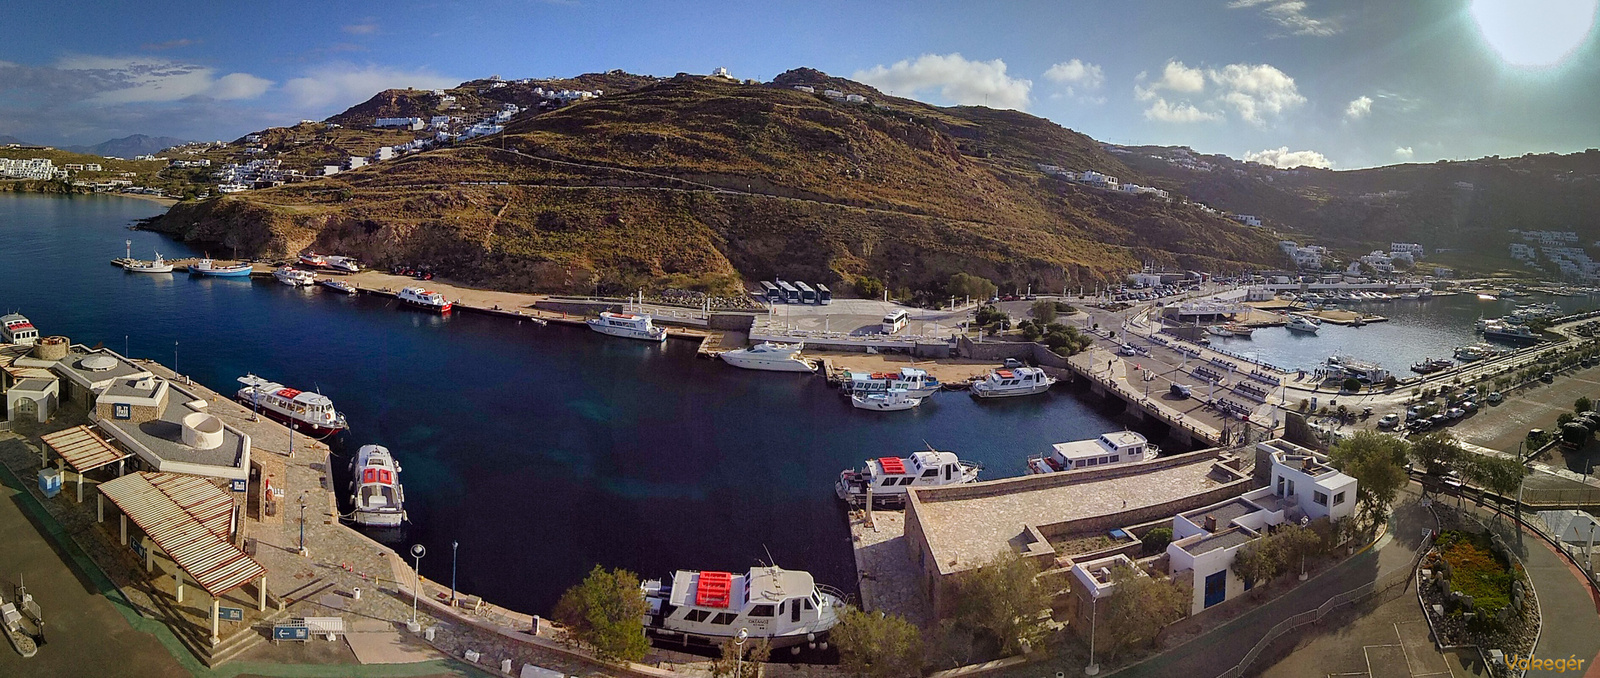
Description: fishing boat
850,388,922,411
844,368,941,397
640,565,845,650
273,266,316,286
719,342,815,372
397,286,452,313
122,251,173,273
1285,315,1322,334
1205,325,1234,338
1223,323,1253,338
0,581,41,658
189,258,253,277
1410,357,1454,374
320,279,359,295
1027,431,1157,474
236,374,349,436
1400,292,1419,300
835,448,983,506
324,255,360,273
297,251,328,268
969,366,1056,398
0,313,39,345
586,311,667,342
1417,289,1434,299
348,445,405,528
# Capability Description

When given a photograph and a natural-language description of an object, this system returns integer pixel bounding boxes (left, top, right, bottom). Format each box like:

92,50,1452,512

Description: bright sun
1470,0,1599,66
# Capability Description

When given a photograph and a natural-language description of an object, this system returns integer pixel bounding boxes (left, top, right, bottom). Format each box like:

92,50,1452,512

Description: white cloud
47,55,274,104
1229,0,1340,36
853,53,1032,110
210,72,274,100
1043,59,1104,92
1207,63,1306,125
1344,95,1373,120
1133,60,1219,123
1244,146,1333,169
1134,60,1303,125
1394,146,1415,159
1144,98,1221,123
282,63,457,111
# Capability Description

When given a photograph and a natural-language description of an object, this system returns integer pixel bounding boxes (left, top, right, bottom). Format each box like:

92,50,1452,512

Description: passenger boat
122,251,173,273
719,342,815,372
850,388,922,411
1221,323,1253,338
640,565,845,650
969,366,1056,398
273,266,316,286
1285,315,1322,334
397,286,452,313
189,258,253,277
835,448,982,506
324,255,360,273
844,368,941,397
1483,322,1540,345
349,445,405,528
1027,431,1157,474
1453,344,1498,362
320,279,359,295
297,251,328,268
236,374,349,436
1410,357,1454,374
587,311,667,342
0,313,39,345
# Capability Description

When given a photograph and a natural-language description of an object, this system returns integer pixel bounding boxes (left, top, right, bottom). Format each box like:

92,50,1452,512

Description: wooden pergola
41,425,129,503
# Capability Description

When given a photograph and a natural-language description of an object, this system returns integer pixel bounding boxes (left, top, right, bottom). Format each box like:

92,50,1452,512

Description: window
922,469,939,478
1277,476,1285,496
1110,455,1120,463
898,477,916,486
881,478,898,487
1333,491,1346,506
685,610,711,623
1313,491,1328,507
944,465,952,481
749,604,775,618
710,613,737,625
803,598,814,611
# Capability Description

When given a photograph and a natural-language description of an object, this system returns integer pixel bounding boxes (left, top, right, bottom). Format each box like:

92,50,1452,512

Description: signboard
231,479,247,493
219,606,244,622
272,625,310,641
113,403,132,420
130,536,147,560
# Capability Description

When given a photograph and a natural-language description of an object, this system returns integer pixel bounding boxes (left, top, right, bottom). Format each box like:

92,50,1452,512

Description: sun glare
1470,0,1599,67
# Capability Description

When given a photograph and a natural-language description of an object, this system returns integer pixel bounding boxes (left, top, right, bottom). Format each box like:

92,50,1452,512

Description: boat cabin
1029,431,1154,474
0,314,39,346
836,450,981,505
846,367,937,394
643,566,841,645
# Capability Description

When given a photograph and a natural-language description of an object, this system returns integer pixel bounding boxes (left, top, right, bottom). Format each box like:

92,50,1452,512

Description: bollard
425,626,436,641
501,659,512,674
352,587,361,600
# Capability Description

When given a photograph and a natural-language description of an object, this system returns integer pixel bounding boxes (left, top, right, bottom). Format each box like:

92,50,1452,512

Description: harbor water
0,193,1142,614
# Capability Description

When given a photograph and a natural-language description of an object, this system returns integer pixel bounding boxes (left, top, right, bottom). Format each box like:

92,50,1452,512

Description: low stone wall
707,313,756,331
953,337,1070,368
910,448,1240,504
533,300,618,316
1035,478,1255,542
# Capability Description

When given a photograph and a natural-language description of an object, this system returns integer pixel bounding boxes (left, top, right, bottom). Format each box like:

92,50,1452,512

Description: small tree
831,607,924,678
1030,299,1058,324
1463,452,1529,498
1274,523,1324,579
1577,396,1593,413
855,276,885,299
1230,537,1282,590
1328,431,1411,528
1409,431,1464,477
1558,412,1576,427
947,273,998,301
552,565,650,663
711,637,771,678
1097,563,1188,661
1141,527,1174,556
1342,377,1361,393
947,550,1050,657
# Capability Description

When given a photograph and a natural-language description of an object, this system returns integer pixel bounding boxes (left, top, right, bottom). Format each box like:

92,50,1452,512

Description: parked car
1003,358,1024,368
1446,407,1466,420
1429,413,1449,427
1541,371,1554,382
1462,400,1479,412
1170,383,1193,399
1378,413,1401,429
1487,391,1504,404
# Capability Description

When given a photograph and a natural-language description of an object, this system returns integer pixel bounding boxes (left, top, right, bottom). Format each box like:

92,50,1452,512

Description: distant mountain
0,134,32,146
63,134,191,158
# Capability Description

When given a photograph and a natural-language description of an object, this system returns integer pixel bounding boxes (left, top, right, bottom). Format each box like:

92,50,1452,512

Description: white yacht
325,255,361,273
349,445,405,528
123,252,174,273
0,313,39,345
835,448,983,506
273,266,316,286
1285,315,1322,334
1027,431,1157,474
845,368,940,397
236,374,349,437
397,286,453,313
969,366,1055,398
587,311,667,342
641,566,845,650
719,342,815,372
850,388,922,412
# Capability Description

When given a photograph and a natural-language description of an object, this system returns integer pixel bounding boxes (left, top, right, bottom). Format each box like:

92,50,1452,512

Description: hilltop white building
374,117,425,130
0,158,56,180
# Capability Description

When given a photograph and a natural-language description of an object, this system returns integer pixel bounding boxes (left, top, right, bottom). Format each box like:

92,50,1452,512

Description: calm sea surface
0,193,1150,614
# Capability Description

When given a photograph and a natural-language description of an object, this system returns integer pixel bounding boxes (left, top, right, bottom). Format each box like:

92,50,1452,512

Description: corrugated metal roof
42,425,129,474
100,472,265,597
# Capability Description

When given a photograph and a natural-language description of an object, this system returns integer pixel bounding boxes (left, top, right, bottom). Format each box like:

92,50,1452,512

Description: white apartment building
1510,243,1538,262
0,158,56,180
373,147,395,161
1389,243,1424,258
374,117,425,130
1231,214,1263,227
344,157,368,170
792,85,815,93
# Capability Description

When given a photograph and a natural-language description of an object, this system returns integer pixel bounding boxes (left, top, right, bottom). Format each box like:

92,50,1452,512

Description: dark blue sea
0,193,1144,615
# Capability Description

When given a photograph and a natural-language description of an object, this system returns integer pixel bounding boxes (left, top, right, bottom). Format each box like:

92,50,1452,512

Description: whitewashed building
374,117,425,130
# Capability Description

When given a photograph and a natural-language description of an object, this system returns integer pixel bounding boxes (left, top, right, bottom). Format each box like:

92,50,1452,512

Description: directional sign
272,625,310,641
231,479,247,493
219,606,244,622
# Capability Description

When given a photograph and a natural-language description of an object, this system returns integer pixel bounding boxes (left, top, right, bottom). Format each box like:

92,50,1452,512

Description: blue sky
3,0,1597,167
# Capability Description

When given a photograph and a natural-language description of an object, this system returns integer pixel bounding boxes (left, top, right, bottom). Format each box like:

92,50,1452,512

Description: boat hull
236,399,347,437
850,395,920,411
191,267,253,277
400,298,452,313
351,510,404,528
645,625,828,650
970,381,1054,398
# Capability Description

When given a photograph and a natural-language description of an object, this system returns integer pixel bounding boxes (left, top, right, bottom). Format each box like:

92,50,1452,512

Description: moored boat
1027,430,1157,474
320,279,359,295
845,368,940,397
1410,357,1454,374
969,366,1055,398
236,374,349,436
1454,344,1498,362
719,342,815,372
850,388,922,411
324,255,360,273
349,445,405,528
1285,315,1321,334
836,448,982,506
1483,322,1540,345
587,311,666,342
297,251,328,268
641,565,845,650
397,286,452,313
1205,325,1234,338
123,251,173,273
190,258,253,277
273,266,316,286
0,313,39,345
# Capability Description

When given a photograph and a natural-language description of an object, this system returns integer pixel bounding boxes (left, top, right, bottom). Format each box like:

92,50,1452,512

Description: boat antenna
923,439,937,453
762,545,777,569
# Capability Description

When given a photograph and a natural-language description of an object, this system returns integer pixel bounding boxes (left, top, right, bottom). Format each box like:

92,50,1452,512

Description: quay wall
953,337,1071,369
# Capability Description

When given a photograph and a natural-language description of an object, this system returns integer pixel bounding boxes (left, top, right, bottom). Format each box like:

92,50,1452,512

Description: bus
777,280,799,303
759,281,780,302
816,284,832,305
882,310,909,334
795,281,817,304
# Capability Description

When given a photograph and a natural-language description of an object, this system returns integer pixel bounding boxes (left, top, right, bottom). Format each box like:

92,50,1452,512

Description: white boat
123,252,173,273
1027,431,1157,474
297,251,328,268
273,266,316,286
0,313,39,345
969,366,1055,398
1400,292,1419,300
397,286,452,313
189,258,253,277
236,374,349,436
1483,322,1540,345
850,388,922,411
835,448,982,506
320,279,359,295
719,342,815,372
641,566,845,650
349,445,405,528
1285,315,1321,334
324,255,360,273
1206,325,1234,338
845,368,941,397
587,311,666,342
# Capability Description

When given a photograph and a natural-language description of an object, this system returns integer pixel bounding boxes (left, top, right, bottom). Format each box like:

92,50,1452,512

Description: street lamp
410,544,427,626
1085,590,1100,675
451,540,459,605
298,494,308,556
735,628,749,678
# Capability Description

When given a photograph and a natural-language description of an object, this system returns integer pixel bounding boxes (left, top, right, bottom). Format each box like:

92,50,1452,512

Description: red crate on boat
695,571,733,608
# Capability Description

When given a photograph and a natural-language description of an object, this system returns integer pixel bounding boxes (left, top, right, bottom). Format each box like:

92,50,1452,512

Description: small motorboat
1285,315,1321,334
190,258,253,277
123,251,173,273
274,266,316,286
851,388,922,411
397,286,452,313
349,444,405,528
969,366,1056,398
324,255,360,273
587,311,666,341
320,279,358,295
640,566,845,650
719,342,815,372
1410,358,1454,374
297,251,328,268
836,448,982,506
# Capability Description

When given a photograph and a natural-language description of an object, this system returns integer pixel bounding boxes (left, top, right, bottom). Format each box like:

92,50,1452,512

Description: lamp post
410,544,427,626
451,541,459,605
1085,591,1100,675
297,494,308,556
735,628,749,678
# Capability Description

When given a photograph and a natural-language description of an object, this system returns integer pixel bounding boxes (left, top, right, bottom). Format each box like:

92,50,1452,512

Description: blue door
1203,571,1227,608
